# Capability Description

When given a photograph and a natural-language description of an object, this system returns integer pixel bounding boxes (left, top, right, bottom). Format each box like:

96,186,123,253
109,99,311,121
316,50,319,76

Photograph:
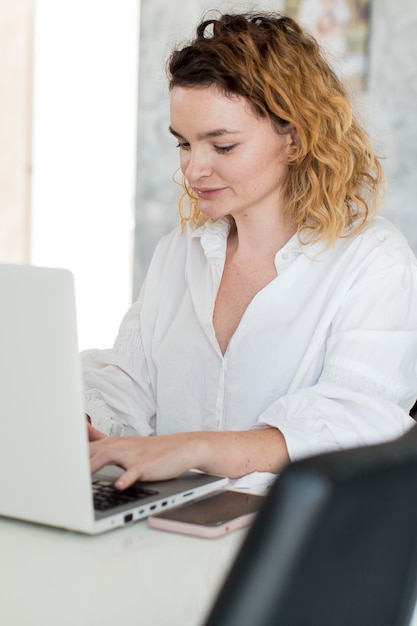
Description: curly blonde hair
167,12,385,244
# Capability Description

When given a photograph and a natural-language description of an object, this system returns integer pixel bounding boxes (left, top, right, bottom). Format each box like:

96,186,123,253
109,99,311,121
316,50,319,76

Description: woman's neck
229,213,296,260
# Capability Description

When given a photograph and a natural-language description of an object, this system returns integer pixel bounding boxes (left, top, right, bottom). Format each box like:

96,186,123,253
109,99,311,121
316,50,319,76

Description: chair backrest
204,425,417,626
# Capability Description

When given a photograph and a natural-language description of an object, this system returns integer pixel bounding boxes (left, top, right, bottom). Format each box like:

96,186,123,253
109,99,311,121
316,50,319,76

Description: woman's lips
194,187,225,199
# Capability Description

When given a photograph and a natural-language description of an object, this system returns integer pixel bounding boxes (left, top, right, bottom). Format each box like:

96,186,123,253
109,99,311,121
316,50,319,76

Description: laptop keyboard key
92,479,159,511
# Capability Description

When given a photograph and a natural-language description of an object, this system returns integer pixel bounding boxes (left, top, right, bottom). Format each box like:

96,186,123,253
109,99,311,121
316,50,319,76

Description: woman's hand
89,427,289,490
89,432,202,489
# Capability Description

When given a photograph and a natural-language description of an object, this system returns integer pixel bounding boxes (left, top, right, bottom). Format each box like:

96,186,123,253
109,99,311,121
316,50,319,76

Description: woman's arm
82,229,185,437
88,426,289,490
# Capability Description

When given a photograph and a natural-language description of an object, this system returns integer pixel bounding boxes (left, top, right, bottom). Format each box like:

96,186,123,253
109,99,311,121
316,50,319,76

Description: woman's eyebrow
168,125,240,140
168,126,183,139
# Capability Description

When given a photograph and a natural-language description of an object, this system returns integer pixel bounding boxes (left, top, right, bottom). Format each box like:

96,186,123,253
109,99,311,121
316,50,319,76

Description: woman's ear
289,126,299,148
283,126,299,160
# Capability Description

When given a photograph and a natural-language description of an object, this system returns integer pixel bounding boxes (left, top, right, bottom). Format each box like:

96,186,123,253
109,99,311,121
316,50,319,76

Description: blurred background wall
1,0,416,348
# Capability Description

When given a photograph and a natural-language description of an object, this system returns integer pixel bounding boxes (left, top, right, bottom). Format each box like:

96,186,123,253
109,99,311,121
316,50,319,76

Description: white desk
2,514,417,626
0,516,246,626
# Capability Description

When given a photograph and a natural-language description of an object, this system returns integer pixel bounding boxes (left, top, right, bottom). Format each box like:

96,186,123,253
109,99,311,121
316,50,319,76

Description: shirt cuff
254,410,340,462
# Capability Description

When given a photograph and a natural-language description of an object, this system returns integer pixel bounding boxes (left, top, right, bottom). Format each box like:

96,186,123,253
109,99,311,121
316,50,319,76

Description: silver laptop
0,264,227,534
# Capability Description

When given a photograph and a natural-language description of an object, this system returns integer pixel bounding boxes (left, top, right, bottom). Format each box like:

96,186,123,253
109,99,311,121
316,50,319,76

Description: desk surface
0,515,246,626
2,513,417,626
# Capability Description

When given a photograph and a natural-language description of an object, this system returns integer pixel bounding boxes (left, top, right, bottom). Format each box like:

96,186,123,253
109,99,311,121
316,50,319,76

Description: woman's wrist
193,428,289,479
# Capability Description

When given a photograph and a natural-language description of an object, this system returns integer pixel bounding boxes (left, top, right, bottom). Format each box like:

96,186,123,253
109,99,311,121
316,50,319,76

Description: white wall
31,0,140,350
0,0,33,264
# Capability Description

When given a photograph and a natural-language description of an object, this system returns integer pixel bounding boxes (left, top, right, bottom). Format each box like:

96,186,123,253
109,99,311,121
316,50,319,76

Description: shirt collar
191,218,333,269
192,218,231,264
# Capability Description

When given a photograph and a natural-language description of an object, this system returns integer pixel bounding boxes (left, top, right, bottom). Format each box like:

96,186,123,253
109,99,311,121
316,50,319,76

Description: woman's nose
182,148,212,181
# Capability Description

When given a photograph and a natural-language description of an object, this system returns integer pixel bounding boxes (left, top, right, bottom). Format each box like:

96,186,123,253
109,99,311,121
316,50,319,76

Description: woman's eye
176,142,191,151
175,142,236,154
215,144,236,154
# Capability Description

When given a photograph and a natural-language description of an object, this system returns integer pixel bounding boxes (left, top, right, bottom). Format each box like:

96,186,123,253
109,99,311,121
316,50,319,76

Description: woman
85,12,417,490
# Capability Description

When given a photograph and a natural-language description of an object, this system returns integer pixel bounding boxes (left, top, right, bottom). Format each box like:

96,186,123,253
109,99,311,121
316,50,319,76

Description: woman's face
169,85,293,224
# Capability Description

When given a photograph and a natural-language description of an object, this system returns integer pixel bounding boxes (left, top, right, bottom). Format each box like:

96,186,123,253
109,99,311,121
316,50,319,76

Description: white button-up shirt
82,215,417,472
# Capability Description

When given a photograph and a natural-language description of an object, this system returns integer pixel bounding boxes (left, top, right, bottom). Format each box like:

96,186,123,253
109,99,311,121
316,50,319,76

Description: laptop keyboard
92,479,159,511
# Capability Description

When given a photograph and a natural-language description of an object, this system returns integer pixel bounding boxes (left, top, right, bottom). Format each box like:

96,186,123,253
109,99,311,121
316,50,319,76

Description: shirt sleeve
256,259,417,461
82,287,156,437
81,227,184,436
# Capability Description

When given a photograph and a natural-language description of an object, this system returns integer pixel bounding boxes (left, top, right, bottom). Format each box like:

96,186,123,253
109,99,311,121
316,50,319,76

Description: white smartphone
147,489,264,538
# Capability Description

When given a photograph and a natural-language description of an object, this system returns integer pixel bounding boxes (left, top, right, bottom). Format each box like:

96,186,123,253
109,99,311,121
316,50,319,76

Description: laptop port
124,513,133,524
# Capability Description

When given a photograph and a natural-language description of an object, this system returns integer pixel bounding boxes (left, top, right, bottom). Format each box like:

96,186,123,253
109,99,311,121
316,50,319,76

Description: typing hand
89,432,200,490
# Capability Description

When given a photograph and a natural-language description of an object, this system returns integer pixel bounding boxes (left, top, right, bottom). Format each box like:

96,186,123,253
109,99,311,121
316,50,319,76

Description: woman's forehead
170,85,256,126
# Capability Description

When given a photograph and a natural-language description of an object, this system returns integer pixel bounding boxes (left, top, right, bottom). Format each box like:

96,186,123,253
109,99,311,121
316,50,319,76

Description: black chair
204,425,417,626
410,400,417,420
